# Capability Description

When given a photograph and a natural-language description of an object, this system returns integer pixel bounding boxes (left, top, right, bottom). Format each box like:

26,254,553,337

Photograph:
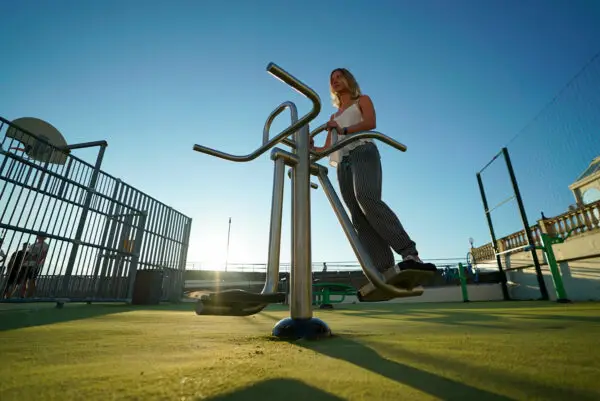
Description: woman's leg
337,157,395,273
348,142,419,259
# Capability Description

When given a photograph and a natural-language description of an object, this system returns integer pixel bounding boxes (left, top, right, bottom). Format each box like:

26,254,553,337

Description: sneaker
379,256,437,290
399,254,437,272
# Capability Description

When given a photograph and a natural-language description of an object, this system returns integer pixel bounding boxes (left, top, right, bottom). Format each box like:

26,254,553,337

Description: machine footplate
195,289,286,316
358,268,434,302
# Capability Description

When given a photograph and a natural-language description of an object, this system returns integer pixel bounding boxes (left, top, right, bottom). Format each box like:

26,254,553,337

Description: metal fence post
61,144,107,296
502,147,550,300
127,211,147,301
476,172,510,300
175,218,192,301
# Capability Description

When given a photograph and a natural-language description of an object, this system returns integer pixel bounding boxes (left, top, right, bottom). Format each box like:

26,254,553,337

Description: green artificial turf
1,300,599,401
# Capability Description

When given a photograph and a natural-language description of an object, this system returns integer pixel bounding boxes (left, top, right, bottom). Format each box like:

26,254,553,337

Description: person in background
3,242,28,299
0,238,6,273
22,234,49,298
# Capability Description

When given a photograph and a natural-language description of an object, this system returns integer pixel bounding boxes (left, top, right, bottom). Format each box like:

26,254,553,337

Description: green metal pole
458,263,470,302
322,287,331,305
539,233,570,303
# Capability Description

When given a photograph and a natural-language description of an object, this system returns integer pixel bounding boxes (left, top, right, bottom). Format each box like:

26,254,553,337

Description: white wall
318,283,505,305
479,230,600,301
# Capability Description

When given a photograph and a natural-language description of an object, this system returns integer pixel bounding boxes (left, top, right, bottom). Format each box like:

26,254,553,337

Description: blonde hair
329,68,362,108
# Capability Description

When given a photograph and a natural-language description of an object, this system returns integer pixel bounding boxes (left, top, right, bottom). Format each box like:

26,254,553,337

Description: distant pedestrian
22,234,49,298
3,242,29,299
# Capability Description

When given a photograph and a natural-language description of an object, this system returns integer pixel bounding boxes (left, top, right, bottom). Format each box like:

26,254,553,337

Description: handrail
310,123,328,139
263,101,298,149
310,128,407,162
193,62,322,162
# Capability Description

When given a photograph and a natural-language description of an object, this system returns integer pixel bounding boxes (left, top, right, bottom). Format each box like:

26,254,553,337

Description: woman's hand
326,120,341,132
310,138,327,153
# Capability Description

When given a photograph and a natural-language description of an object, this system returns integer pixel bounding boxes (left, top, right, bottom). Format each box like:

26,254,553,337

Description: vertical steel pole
290,123,312,320
147,201,160,270
476,172,510,300
57,158,74,199
127,211,147,300
61,144,107,296
167,214,180,300
502,147,549,300
156,204,169,267
92,180,122,285
176,218,192,299
225,217,231,272
116,213,133,277
98,186,126,297
262,153,285,294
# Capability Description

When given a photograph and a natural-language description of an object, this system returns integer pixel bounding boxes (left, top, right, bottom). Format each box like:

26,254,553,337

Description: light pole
225,217,231,272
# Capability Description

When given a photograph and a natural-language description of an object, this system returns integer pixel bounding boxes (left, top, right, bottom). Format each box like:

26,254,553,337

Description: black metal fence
0,116,192,303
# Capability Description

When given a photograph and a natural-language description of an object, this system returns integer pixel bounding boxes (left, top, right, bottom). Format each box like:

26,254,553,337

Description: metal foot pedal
195,289,286,316
358,285,425,302
358,267,434,302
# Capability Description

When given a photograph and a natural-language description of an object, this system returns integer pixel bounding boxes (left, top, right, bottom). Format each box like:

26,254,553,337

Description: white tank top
328,99,373,167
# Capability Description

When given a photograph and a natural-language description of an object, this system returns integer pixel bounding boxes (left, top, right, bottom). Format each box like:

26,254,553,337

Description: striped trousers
337,142,417,273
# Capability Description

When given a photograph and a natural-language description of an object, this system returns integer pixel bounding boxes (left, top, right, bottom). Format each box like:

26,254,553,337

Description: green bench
312,282,357,309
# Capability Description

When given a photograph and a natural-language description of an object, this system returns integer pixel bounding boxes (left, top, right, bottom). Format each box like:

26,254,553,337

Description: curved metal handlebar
263,101,298,149
310,128,407,163
309,123,328,139
193,62,322,162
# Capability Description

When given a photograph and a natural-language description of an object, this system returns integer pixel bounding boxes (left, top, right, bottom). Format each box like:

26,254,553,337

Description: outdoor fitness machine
192,62,428,340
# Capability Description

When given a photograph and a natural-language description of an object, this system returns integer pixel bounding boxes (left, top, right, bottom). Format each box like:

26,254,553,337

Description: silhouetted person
3,242,28,299
22,234,49,298
0,238,6,274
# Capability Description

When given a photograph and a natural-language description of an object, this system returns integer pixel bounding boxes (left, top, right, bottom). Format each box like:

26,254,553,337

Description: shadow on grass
292,335,599,401
335,307,514,330
0,302,193,332
334,300,561,312
333,301,600,330
202,378,345,401
381,341,599,401
292,335,515,401
260,312,284,323
517,314,600,324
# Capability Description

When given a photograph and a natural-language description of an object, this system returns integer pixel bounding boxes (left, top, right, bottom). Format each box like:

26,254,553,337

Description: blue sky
1,0,599,269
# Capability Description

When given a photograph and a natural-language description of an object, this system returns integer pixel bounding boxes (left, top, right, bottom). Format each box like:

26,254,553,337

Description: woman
311,68,437,288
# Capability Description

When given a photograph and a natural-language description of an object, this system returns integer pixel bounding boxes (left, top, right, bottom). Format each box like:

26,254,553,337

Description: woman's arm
344,95,376,134
312,114,335,151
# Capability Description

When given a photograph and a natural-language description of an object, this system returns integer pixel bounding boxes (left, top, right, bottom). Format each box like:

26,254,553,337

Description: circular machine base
272,317,332,340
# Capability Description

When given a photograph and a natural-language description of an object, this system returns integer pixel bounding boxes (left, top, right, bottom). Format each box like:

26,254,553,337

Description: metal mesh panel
0,117,192,303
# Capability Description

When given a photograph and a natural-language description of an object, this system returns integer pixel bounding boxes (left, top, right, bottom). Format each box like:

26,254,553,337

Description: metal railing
0,116,192,303
471,199,600,263
184,258,467,273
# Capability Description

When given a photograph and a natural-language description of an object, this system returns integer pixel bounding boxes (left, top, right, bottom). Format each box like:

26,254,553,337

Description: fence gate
0,116,192,304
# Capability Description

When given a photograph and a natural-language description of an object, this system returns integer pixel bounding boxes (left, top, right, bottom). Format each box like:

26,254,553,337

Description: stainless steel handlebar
309,123,328,139
263,101,298,149
193,62,322,162
310,128,407,162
